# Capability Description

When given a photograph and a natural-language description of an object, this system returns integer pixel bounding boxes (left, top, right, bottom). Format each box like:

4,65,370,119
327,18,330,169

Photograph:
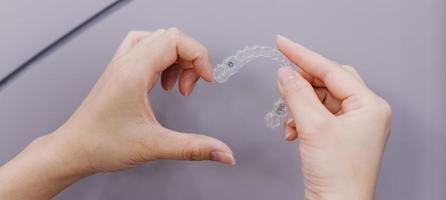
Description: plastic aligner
213,46,294,128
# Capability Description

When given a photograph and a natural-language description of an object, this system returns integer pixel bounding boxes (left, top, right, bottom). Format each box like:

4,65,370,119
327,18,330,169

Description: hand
58,28,236,172
0,28,235,200
276,35,391,200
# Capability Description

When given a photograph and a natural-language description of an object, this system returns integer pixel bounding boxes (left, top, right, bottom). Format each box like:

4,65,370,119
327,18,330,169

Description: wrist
25,132,95,187
0,131,93,199
305,191,373,200
36,130,95,178
304,181,375,200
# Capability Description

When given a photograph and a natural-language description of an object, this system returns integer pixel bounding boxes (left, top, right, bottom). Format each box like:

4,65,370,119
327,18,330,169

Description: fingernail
277,34,304,49
278,67,296,86
210,151,236,165
184,91,190,96
277,34,295,45
205,74,213,83
276,34,286,41
208,77,214,84
285,133,292,140
209,70,214,84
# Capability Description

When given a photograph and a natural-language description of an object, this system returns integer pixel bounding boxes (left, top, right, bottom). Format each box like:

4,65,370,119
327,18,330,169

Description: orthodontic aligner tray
213,46,295,128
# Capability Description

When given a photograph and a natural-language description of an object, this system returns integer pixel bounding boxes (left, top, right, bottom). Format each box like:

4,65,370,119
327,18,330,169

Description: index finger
129,28,213,82
277,35,368,100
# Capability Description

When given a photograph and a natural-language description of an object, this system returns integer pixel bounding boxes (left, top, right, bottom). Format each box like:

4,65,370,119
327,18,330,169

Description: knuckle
181,141,193,160
126,30,139,38
167,27,181,33
367,94,392,119
156,28,166,33
182,145,203,161
342,64,354,69
166,27,182,39
342,64,356,71
281,86,292,100
378,97,392,118
330,59,340,67
323,69,340,83
181,136,206,161
200,46,209,56
342,65,361,76
282,80,309,100
152,29,166,37
126,30,150,41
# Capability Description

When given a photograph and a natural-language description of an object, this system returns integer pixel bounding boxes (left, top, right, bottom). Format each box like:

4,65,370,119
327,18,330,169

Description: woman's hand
58,28,235,172
276,35,391,200
0,28,234,200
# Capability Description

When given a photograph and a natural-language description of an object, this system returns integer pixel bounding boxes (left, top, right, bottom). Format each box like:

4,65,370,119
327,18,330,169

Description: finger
340,65,365,85
314,88,342,114
130,28,213,83
113,31,151,59
277,67,333,133
161,64,182,91
277,35,367,100
179,69,200,96
295,65,325,88
151,127,235,165
284,117,298,141
161,59,201,91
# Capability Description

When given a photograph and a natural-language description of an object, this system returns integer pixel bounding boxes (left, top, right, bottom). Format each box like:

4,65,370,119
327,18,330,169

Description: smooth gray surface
0,0,115,77
0,0,445,199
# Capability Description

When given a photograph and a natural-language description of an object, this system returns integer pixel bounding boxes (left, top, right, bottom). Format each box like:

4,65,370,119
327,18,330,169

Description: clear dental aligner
213,46,294,128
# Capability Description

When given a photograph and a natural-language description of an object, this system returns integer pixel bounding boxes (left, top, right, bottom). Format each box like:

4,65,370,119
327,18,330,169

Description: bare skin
277,35,391,200
0,29,391,200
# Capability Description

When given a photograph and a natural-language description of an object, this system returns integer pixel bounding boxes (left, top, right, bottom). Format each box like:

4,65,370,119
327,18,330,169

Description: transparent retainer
213,46,295,128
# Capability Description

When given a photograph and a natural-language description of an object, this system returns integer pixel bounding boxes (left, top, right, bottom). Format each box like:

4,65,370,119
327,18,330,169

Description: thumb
151,127,236,165
277,67,333,133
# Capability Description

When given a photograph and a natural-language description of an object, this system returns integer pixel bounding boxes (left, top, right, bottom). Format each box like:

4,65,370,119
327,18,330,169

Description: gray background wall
1,0,445,199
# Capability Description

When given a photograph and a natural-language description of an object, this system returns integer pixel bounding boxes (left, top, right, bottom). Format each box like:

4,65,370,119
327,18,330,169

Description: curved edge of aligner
213,45,293,84
264,98,289,128
213,45,292,128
